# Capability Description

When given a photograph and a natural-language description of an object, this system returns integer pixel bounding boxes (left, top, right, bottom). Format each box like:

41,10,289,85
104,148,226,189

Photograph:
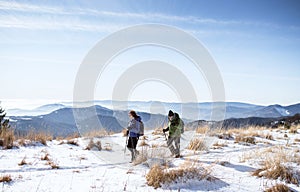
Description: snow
0,129,300,192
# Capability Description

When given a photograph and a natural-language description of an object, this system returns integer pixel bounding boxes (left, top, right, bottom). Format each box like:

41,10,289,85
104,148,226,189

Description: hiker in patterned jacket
126,110,141,162
163,110,184,158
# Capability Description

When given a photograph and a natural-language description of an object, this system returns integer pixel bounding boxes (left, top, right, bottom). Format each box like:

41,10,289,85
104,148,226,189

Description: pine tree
0,107,13,149
0,107,10,135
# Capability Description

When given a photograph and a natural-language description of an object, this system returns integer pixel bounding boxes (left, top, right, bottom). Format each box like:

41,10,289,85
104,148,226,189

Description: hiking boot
175,154,181,158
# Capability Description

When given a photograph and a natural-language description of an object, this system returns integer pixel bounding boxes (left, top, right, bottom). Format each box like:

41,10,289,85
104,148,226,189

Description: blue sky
1,0,300,106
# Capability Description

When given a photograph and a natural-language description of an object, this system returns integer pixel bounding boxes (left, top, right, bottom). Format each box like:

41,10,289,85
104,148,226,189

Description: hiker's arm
163,127,169,133
127,119,136,130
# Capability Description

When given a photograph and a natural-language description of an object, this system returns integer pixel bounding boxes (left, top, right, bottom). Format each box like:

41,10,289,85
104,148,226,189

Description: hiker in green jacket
163,110,184,158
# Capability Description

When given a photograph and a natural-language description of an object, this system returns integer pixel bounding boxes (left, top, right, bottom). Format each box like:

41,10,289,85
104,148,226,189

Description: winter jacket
127,116,141,137
168,113,184,137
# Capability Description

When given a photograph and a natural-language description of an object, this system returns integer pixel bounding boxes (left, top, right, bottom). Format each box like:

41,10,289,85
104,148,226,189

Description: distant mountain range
6,101,300,137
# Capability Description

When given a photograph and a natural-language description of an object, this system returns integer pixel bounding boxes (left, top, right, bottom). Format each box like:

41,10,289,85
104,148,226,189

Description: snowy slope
0,129,300,192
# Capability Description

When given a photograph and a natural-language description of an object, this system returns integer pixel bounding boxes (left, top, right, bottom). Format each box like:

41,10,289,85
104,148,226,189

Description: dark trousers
127,137,138,161
167,136,180,156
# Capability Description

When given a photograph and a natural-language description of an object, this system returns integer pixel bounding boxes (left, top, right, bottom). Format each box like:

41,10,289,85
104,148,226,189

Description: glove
163,127,169,133
126,130,129,136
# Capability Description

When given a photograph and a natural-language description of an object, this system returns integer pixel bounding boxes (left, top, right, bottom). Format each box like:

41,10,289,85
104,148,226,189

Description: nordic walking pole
161,116,168,141
124,132,128,155
163,131,167,141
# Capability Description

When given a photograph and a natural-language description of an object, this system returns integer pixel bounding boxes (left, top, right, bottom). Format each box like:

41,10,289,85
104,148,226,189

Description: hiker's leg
132,137,138,160
167,137,176,155
127,137,135,162
174,137,180,156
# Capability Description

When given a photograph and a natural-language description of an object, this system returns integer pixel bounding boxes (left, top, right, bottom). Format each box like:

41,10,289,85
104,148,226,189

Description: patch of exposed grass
196,126,210,134
212,142,228,149
265,183,291,192
85,139,102,151
146,162,212,189
0,129,14,149
187,138,208,151
0,175,12,183
82,129,112,138
235,135,256,144
252,147,300,184
18,156,28,166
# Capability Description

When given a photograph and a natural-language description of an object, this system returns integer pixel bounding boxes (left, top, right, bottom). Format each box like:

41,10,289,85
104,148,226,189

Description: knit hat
168,110,174,117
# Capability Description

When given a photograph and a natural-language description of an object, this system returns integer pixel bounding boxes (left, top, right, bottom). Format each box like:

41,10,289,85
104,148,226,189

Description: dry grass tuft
85,139,102,151
18,156,28,166
212,142,228,149
188,138,208,151
67,138,80,146
235,135,256,144
290,126,298,134
152,127,164,136
196,126,210,134
122,129,128,137
138,140,149,147
0,129,15,149
146,162,211,189
0,175,12,183
133,148,148,165
294,138,300,142
265,133,274,140
82,129,112,138
47,161,59,169
252,157,299,184
265,183,291,192
41,153,50,161
16,131,53,146
103,143,112,151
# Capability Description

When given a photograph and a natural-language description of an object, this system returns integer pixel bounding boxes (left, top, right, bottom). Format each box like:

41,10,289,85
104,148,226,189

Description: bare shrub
188,138,208,151
265,183,291,192
295,138,300,142
0,175,12,183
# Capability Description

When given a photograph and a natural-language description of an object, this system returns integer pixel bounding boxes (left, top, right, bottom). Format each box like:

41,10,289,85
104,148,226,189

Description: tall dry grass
15,130,53,146
0,129,14,149
251,146,300,184
0,175,12,183
265,183,291,192
146,161,211,189
187,138,208,151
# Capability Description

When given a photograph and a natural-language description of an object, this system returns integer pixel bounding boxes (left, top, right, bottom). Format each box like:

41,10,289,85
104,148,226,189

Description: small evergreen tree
0,107,13,149
0,107,10,134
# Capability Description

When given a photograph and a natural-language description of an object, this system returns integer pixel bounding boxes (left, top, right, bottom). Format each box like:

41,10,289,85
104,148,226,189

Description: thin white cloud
0,0,274,28
0,0,298,34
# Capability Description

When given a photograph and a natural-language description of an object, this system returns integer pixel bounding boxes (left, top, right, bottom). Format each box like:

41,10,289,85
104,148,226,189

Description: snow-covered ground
1,128,300,192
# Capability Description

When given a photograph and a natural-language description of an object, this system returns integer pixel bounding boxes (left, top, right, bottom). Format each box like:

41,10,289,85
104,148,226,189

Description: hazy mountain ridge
7,102,300,137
